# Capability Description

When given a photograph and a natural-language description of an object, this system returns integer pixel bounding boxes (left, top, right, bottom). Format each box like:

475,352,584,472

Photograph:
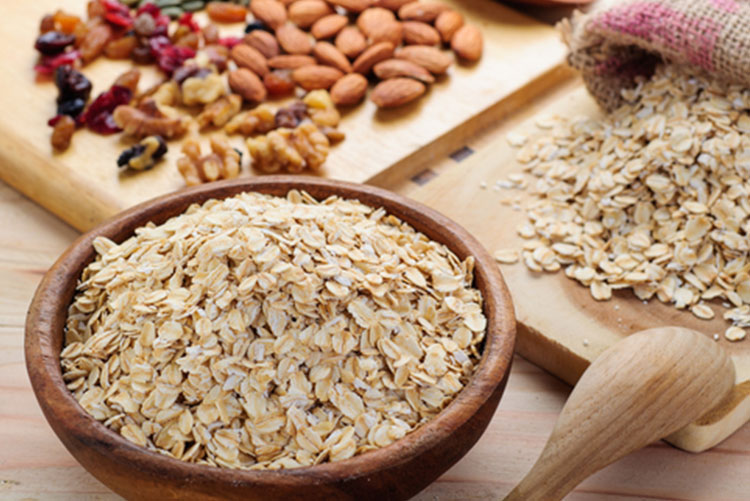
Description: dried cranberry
47,115,64,127
178,12,201,32
35,31,76,55
245,20,271,33
136,3,161,17
55,66,92,103
149,36,195,75
104,11,133,29
34,50,80,76
217,36,241,48
82,85,132,134
102,0,130,16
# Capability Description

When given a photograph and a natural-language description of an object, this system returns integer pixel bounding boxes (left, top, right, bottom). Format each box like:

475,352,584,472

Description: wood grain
404,82,750,452
0,0,566,232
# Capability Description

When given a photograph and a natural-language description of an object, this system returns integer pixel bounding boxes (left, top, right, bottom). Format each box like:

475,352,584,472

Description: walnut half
113,105,189,139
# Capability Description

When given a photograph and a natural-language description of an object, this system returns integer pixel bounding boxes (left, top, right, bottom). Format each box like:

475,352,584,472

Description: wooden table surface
3,4,750,501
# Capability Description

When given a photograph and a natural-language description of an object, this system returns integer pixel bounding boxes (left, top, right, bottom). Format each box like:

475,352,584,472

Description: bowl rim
25,175,516,489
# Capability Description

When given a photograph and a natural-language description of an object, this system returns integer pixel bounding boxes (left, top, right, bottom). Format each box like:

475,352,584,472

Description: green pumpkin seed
160,5,184,18
182,1,206,12
154,0,183,7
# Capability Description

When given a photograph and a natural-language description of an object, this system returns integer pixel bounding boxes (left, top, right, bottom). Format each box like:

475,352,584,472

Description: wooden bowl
25,176,516,501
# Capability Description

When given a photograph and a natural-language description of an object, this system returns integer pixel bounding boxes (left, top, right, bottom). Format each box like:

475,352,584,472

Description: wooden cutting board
0,0,566,232
402,80,750,453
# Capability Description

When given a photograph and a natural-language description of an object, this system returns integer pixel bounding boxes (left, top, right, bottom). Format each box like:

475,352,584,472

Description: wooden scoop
504,326,736,501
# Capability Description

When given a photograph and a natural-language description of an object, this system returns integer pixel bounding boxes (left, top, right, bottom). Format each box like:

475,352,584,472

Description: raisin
172,64,210,84
87,1,107,19
54,11,83,35
80,23,113,64
245,20,271,33
35,31,76,55
204,44,229,72
134,12,156,37
206,2,249,23
55,66,92,103
264,70,295,96
40,15,56,34
118,135,167,170
174,31,200,50
104,35,136,59
50,115,76,151
58,98,87,118
83,85,133,134
275,102,309,129
113,69,141,93
131,42,154,64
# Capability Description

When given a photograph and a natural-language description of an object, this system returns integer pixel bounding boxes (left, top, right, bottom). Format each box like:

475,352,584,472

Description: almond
374,0,416,11
395,45,451,74
231,44,269,77
311,14,349,40
250,0,287,30
330,73,368,105
228,68,267,102
327,0,373,13
368,21,403,47
292,65,344,90
357,7,395,37
276,23,313,54
268,54,317,69
352,41,394,74
373,58,434,83
434,10,463,43
335,26,368,59
313,42,353,73
243,30,280,58
402,21,440,45
371,77,425,107
288,0,332,28
397,1,448,22
451,24,482,61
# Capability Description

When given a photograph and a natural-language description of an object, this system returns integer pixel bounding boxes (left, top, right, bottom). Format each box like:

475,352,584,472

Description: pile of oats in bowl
61,190,486,469
500,64,750,342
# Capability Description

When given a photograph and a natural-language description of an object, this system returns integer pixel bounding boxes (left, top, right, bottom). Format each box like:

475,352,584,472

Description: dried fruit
84,85,133,134
275,23,313,54
356,7,395,37
55,65,92,119
112,105,188,138
117,135,168,170
50,115,76,151
243,30,280,58
330,73,368,105
231,43,269,76
352,41,394,74
104,35,136,59
292,65,344,90
395,45,451,74
268,54,316,69
434,9,463,43
34,50,81,76
335,26,367,59
35,31,75,55
274,101,308,128
250,0,288,30
371,77,425,107
289,0,333,28
311,14,348,40
206,2,248,23
451,24,482,61
373,58,434,83
54,10,83,34
113,68,141,93
228,68,267,102
313,42,353,73
397,1,448,22
327,0,373,13
402,21,440,45
263,70,296,95
149,36,196,75
80,23,113,64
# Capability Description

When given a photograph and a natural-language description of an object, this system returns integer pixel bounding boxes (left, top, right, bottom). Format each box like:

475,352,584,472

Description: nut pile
499,64,750,342
35,0,482,181
61,191,486,469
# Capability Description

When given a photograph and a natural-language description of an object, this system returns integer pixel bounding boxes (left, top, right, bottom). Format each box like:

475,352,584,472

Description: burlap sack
562,0,750,111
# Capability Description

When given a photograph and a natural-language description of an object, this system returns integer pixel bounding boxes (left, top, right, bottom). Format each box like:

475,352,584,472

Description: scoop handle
504,327,735,501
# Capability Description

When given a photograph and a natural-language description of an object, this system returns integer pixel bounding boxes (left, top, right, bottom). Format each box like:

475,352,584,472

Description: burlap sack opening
562,0,750,111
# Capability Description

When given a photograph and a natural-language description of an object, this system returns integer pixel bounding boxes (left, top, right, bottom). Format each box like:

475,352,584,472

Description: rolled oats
62,191,486,470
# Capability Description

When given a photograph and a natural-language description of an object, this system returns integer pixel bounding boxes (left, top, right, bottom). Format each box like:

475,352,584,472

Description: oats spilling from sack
61,190,486,469
503,64,750,342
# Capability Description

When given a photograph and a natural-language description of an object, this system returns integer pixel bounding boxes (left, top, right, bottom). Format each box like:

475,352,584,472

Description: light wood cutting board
404,81,750,453
0,0,566,231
